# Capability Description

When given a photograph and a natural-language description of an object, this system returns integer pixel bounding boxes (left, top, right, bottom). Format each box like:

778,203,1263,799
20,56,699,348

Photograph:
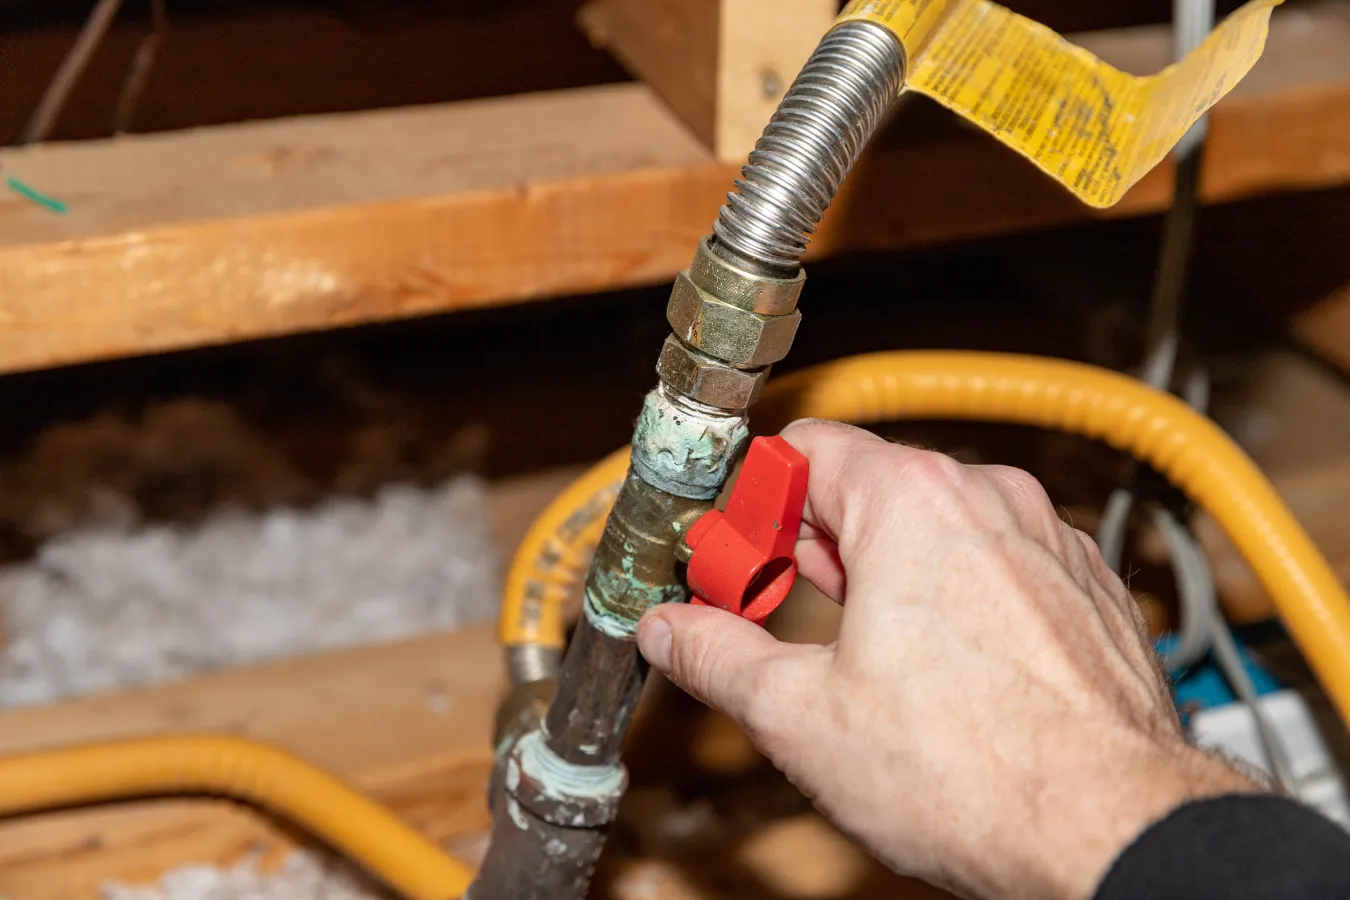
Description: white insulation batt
0,477,500,899
101,854,380,900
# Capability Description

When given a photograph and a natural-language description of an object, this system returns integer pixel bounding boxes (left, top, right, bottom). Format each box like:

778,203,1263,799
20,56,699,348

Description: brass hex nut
657,336,769,410
667,273,802,369
689,236,804,315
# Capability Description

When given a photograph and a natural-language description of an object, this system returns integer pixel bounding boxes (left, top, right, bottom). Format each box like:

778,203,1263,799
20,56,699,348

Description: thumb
637,604,827,728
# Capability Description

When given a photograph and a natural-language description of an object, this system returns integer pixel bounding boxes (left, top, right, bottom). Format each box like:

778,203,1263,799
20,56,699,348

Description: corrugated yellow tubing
5,351,1348,900
0,735,473,900
498,447,628,651
499,351,1350,726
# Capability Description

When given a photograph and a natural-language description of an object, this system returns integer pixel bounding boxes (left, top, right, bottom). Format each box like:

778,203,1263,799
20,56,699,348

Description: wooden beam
578,0,724,149
579,0,837,160
0,3,1348,376
0,625,501,899
1294,282,1350,372
717,0,840,159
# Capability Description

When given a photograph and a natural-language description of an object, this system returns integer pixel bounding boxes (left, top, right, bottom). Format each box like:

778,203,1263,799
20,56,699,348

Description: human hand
637,419,1260,900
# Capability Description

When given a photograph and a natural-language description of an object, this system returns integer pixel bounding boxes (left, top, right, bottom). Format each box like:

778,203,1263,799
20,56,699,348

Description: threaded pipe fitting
712,20,905,272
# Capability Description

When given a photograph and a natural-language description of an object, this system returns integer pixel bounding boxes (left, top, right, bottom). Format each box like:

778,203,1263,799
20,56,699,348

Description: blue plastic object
1161,630,1282,717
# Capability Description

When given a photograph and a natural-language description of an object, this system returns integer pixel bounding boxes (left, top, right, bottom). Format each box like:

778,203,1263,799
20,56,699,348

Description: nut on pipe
690,236,805,314
661,236,806,410
657,337,770,410
668,276,802,369
474,728,628,900
668,238,805,370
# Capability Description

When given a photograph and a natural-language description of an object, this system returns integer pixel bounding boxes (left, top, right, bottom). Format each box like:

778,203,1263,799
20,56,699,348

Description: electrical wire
1152,506,1213,672
1102,371,1301,796
1153,505,1301,791
21,0,125,144
1105,367,1213,671
1095,0,1212,566
1093,0,1299,794
113,0,166,135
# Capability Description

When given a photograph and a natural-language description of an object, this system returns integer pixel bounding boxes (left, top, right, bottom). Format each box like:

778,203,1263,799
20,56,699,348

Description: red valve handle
684,436,809,626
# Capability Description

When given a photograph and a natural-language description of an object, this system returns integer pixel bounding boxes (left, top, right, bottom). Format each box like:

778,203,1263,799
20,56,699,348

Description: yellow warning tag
837,0,1282,207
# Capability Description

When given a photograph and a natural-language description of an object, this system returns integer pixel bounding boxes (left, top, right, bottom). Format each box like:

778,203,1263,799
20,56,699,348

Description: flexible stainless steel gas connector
713,21,905,272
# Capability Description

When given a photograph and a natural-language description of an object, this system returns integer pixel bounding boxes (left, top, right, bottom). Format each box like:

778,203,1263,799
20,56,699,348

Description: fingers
779,419,889,546
637,604,830,732
797,527,846,603
778,419,1130,633
780,419,973,619
780,420,1012,596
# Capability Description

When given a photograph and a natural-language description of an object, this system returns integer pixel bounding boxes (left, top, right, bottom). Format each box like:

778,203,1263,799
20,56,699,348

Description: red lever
684,436,809,626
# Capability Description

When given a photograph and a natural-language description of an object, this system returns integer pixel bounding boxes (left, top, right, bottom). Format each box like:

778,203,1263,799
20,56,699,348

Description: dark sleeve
1094,795,1350,900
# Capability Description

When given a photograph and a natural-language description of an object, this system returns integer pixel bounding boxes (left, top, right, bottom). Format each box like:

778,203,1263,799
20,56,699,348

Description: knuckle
989,464,1062,526
1056,523,1098,581
1072,527,1106,565
990,464,1043,499
1071,526,1121,586
988,464,1049,506
899,450,968,499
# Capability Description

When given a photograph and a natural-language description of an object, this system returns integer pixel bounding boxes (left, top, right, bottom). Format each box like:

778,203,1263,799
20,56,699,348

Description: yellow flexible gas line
0,735,473,900
499,447,628,660
4,351,1349,900
499,351,1350,727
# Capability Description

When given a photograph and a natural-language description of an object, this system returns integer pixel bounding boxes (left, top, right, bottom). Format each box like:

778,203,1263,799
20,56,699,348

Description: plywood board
0,5,1347,375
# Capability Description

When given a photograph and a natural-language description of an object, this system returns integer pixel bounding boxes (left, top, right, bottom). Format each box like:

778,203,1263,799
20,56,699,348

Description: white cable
1152,507,1212,672
113,0,167,135
1155,507,1300,792
1094,360,1207,578
1092,0,1298,795
22,0,125,145
1097,489,1133,574
1156,367,1214,672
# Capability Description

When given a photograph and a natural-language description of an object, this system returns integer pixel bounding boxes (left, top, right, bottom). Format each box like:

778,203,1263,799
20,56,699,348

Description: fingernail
637,615,672,671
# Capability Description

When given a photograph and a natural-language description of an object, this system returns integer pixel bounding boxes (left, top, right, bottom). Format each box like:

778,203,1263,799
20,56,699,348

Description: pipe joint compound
630,386,749,500
504,730,627,829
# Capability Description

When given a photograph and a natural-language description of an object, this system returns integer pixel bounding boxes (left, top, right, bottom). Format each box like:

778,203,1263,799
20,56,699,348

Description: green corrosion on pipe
629,387,749,501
